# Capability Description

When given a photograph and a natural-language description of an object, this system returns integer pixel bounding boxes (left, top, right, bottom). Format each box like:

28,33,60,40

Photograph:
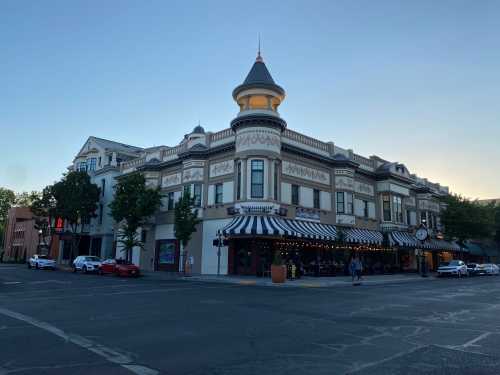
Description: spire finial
256,34,263,62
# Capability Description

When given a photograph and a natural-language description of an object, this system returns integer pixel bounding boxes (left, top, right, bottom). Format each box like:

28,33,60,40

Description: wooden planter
271,265,287,283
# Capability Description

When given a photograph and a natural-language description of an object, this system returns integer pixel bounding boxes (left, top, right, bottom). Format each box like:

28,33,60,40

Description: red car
99,259,140,277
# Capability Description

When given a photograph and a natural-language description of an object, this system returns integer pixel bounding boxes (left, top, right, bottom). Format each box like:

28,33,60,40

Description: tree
30,187,57,253
51,171,100,260
441,194,495,244
0,187,16,251
15,191,40,207
109,173,162,262
174,190,201,274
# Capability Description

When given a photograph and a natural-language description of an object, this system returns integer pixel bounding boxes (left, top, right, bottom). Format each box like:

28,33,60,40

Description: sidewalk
144,271,437,288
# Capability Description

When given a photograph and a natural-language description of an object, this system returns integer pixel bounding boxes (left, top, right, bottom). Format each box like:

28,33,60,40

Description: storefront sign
282,161,330,185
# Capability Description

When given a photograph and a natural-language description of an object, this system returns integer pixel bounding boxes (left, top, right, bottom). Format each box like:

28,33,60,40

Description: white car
28,254,56,270
483,263,500,276
72,256,102,274
437,260,468,277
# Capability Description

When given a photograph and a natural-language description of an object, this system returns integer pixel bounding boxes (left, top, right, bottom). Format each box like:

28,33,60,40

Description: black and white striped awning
219,215,337,241
389,231,461,252
389,231,419,248
343,228,384,245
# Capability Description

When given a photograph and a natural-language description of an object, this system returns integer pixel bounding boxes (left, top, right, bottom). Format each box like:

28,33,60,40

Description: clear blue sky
1,0,499,199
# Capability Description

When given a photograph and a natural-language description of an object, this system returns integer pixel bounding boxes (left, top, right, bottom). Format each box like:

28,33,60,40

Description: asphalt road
2,265,500,375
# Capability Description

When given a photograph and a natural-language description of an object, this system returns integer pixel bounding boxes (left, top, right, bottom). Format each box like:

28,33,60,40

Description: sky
1,0,499,199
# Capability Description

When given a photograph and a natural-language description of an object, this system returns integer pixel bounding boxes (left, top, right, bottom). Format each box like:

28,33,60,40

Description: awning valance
219,215,337,240
343,228,384,245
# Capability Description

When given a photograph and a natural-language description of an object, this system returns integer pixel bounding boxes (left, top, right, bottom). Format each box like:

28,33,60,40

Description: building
59,137,145,263
2,207,40,262
70,51,460,275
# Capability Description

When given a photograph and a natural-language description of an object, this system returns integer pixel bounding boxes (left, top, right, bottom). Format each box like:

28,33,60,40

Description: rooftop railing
282,129,330,153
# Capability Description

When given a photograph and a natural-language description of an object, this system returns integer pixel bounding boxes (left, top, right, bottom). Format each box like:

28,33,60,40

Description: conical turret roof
232,54,285,99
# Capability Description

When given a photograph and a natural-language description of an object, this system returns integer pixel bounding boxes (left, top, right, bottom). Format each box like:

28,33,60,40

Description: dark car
467,263,480,276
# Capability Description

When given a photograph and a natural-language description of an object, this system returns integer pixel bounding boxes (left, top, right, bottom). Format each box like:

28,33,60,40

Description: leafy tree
15,191,40,207
51,171,100,260
174,190,201,273
110,173,162,262
30,187,57,253
0,187,16,251
441,194,495,244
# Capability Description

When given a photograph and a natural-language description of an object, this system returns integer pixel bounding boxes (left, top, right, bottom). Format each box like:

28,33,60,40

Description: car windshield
85,257,100,262
439,262,449,267
38,255,52,260
467,264,476,267
448,260,461,266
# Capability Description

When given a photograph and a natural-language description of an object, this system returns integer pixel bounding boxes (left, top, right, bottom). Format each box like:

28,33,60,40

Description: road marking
0,307,159,375
460,332,492,348
2,281,22,285
29,280,71,285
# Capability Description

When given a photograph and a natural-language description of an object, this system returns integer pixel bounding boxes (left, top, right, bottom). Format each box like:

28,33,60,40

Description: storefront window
382,194,391,221
393,196,403,223
313,189,320,209
292,184,300,205
250,160,264,198
336,192,352,214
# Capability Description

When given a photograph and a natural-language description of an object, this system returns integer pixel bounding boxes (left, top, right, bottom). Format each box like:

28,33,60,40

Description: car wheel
72,266,77,273
35,262,39,269
27,262,32,269
99,269,104,275
82,266,87,274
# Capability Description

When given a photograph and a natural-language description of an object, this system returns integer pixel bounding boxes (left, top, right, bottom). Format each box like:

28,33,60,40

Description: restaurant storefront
221,215,397,277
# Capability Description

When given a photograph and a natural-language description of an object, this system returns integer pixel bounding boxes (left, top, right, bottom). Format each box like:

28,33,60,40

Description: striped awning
389,231,419,248
343,228,384,245
426,239,461,252
219,215,337,240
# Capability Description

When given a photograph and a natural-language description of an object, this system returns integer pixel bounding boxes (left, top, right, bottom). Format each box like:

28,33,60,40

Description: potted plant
271,250,286,283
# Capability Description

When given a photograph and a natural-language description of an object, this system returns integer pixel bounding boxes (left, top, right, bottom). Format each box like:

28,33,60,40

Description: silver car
437,260,467,277
28,254,56,270
72,256,102,274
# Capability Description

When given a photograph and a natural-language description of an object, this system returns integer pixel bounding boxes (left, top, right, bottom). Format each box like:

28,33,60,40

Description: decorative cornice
231,114,287,132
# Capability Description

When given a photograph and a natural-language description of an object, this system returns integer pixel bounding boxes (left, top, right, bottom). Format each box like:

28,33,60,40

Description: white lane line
2,282,22,285
0,307,159,375
461,332,492,348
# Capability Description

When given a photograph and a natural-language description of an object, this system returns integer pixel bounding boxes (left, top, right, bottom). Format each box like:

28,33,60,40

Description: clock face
416,228,428,241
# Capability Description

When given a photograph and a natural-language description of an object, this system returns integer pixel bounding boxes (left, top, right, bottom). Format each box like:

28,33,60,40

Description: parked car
437,260,468,277
467,263,480,276
72,256,102,273
483,263,500,276
28,254,56,270
99,258,140,277
475,264,488,275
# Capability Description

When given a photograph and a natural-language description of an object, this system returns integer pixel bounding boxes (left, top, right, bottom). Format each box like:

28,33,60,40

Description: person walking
355,256,363,281
350,256,357,282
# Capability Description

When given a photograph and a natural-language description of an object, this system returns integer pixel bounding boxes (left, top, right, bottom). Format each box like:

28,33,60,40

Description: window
141,229,147,243
236,162,241,200
292,184,300,205
393,196,403,223
101,179,105,197
89,158,97,171
346,192,353,215
363,200,369,218
250,160,264,198
382,194,391,221
183,185,191,196
78,161,87,172
336,192,345,214
193,184,202,207
421,211,427,225
313,189,320,209
108,154,113,165
98,157,102,167
81,216,90,225
407,210,412,225
98,204,103,225
215,183,223,204
273,163,279,200
167,192,175,210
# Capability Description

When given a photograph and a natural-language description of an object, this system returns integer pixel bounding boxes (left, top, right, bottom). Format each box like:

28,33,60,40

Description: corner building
113,52,459,275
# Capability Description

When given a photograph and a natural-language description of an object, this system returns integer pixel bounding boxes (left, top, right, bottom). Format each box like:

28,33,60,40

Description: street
2,265,500,374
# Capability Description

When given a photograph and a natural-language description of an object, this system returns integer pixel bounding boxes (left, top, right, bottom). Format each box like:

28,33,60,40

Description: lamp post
415,220,429,277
